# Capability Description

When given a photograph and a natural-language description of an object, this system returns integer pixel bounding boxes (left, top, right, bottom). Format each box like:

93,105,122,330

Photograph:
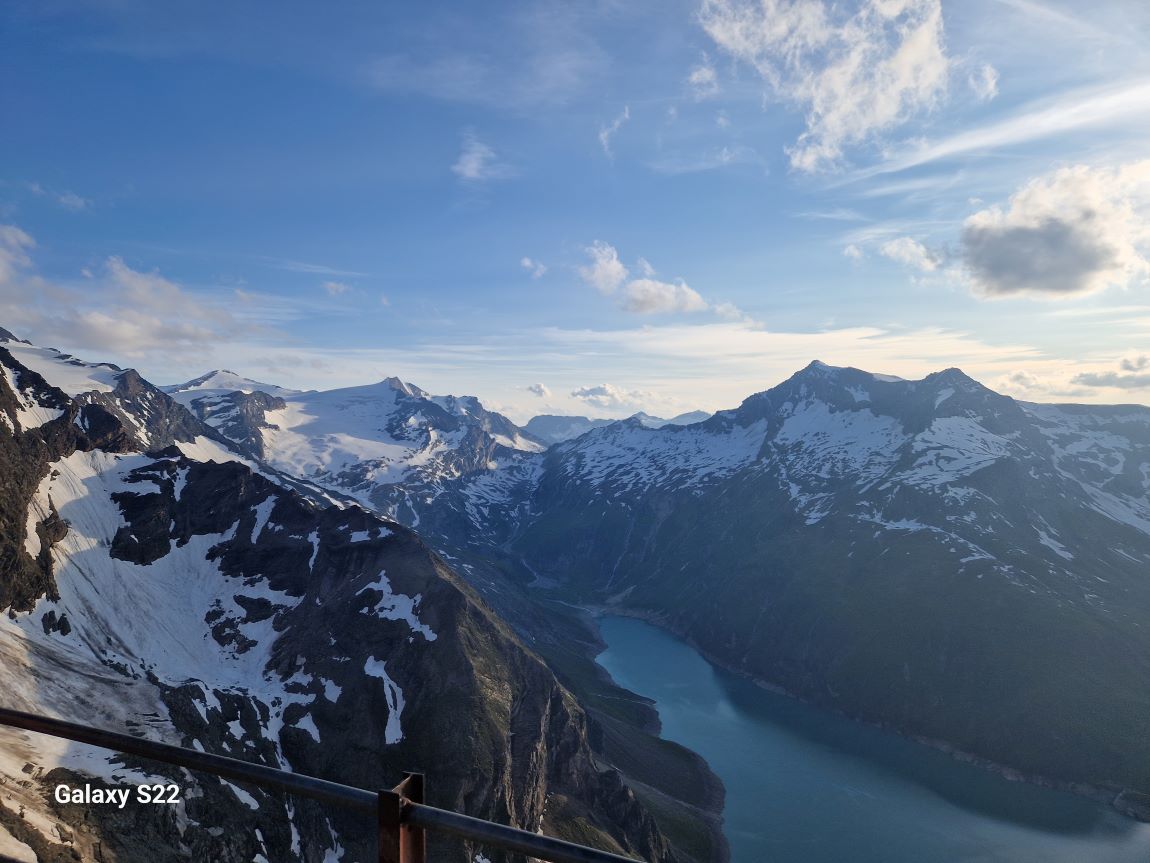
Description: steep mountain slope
0,331,675,863
412,362,1150,818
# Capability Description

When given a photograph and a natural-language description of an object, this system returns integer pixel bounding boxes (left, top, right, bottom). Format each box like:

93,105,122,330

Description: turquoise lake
595,616,1150,863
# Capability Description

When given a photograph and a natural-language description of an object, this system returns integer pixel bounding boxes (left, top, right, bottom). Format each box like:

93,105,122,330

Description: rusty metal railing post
379,772,426,863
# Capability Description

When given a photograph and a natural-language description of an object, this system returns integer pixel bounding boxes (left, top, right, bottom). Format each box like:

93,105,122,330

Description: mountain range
0,329,678,863
4,323,1150,862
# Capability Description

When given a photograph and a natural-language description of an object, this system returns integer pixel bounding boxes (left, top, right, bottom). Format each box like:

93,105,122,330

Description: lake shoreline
583,603,1150,827
545,599,731,863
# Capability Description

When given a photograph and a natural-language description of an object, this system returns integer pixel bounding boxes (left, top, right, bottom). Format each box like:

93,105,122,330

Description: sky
2,0,1150,422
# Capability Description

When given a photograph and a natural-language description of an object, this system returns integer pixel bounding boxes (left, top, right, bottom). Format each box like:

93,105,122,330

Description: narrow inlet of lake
595,615,1150,863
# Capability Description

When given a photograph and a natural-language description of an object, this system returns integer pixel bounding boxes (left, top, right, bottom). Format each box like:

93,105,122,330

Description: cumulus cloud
578,242,710,316
688,58,721,100
843,243,864,260
1072,370,1150,389
526,382,551,398
520,257,547,278
621,278,708,314
960,161,1150,298
699,0,949,171
1072,355,1150,390
598,106,631,157
968,63,999,101
323,281,351,296
0,226,259,365
879,236,941,271
570,383,652,411
579,241,630,295
452,131,514,182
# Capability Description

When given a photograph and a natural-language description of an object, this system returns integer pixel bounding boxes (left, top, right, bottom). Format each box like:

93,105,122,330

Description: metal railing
0,707,642,863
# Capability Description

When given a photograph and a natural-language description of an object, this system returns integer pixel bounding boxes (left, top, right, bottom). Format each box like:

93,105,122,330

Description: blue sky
3,0,1150,420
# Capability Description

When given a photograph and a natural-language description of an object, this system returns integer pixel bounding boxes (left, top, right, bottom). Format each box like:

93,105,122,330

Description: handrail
0,707,642,863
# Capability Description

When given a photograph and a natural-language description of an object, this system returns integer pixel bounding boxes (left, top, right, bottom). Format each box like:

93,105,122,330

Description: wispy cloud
598,106,630,158
452,131,515,182
261,258,368,277
26,182,91,211
520,256,547,278
687,56,720,101
647,145,761,175
366,3,606,111
849,78,1150,180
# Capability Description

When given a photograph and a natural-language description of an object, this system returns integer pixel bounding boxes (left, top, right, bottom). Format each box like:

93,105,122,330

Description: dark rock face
180,389,288,458
0,341,679,863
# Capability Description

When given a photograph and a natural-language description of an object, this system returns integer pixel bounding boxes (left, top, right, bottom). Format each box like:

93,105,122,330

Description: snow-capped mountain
163,369,302,401
522,415,615,445
167,372,545,523
523,411,712,446
0,330,674,862
392,360,1150,818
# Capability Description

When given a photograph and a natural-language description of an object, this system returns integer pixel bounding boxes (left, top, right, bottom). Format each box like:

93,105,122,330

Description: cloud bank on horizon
2,0,1149,420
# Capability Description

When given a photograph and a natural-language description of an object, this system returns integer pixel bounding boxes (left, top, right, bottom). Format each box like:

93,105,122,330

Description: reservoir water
595,616,1150,863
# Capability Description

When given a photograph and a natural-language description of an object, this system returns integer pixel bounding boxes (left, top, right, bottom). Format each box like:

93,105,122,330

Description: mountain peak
0,325,30,345
163,369,298,399
382,376,426,398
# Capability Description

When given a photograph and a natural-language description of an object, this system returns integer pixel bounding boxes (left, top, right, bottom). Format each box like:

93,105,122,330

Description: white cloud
688,59,721,100
968,63,999,101
323,281,351,296
621,279,708,314
452,131,514,182
579,241,630,295
598,106,631,158
843,243,864,259
960,161,1150,298
578,242,720,317
699,0,949,171
879,236,941,271
520,256,548,278
527,382,551,398
570,383,653,411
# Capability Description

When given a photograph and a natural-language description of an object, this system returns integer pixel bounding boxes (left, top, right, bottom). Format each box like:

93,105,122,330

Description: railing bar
0,707,645,863
0,707,376,812
405,802,640,863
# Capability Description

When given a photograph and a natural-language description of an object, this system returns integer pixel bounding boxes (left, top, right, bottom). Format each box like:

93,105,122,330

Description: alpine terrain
0,327,679,863
256,360,1148,824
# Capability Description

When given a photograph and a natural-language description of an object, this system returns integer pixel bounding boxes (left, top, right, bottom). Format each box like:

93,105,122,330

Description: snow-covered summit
164,369,301,401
